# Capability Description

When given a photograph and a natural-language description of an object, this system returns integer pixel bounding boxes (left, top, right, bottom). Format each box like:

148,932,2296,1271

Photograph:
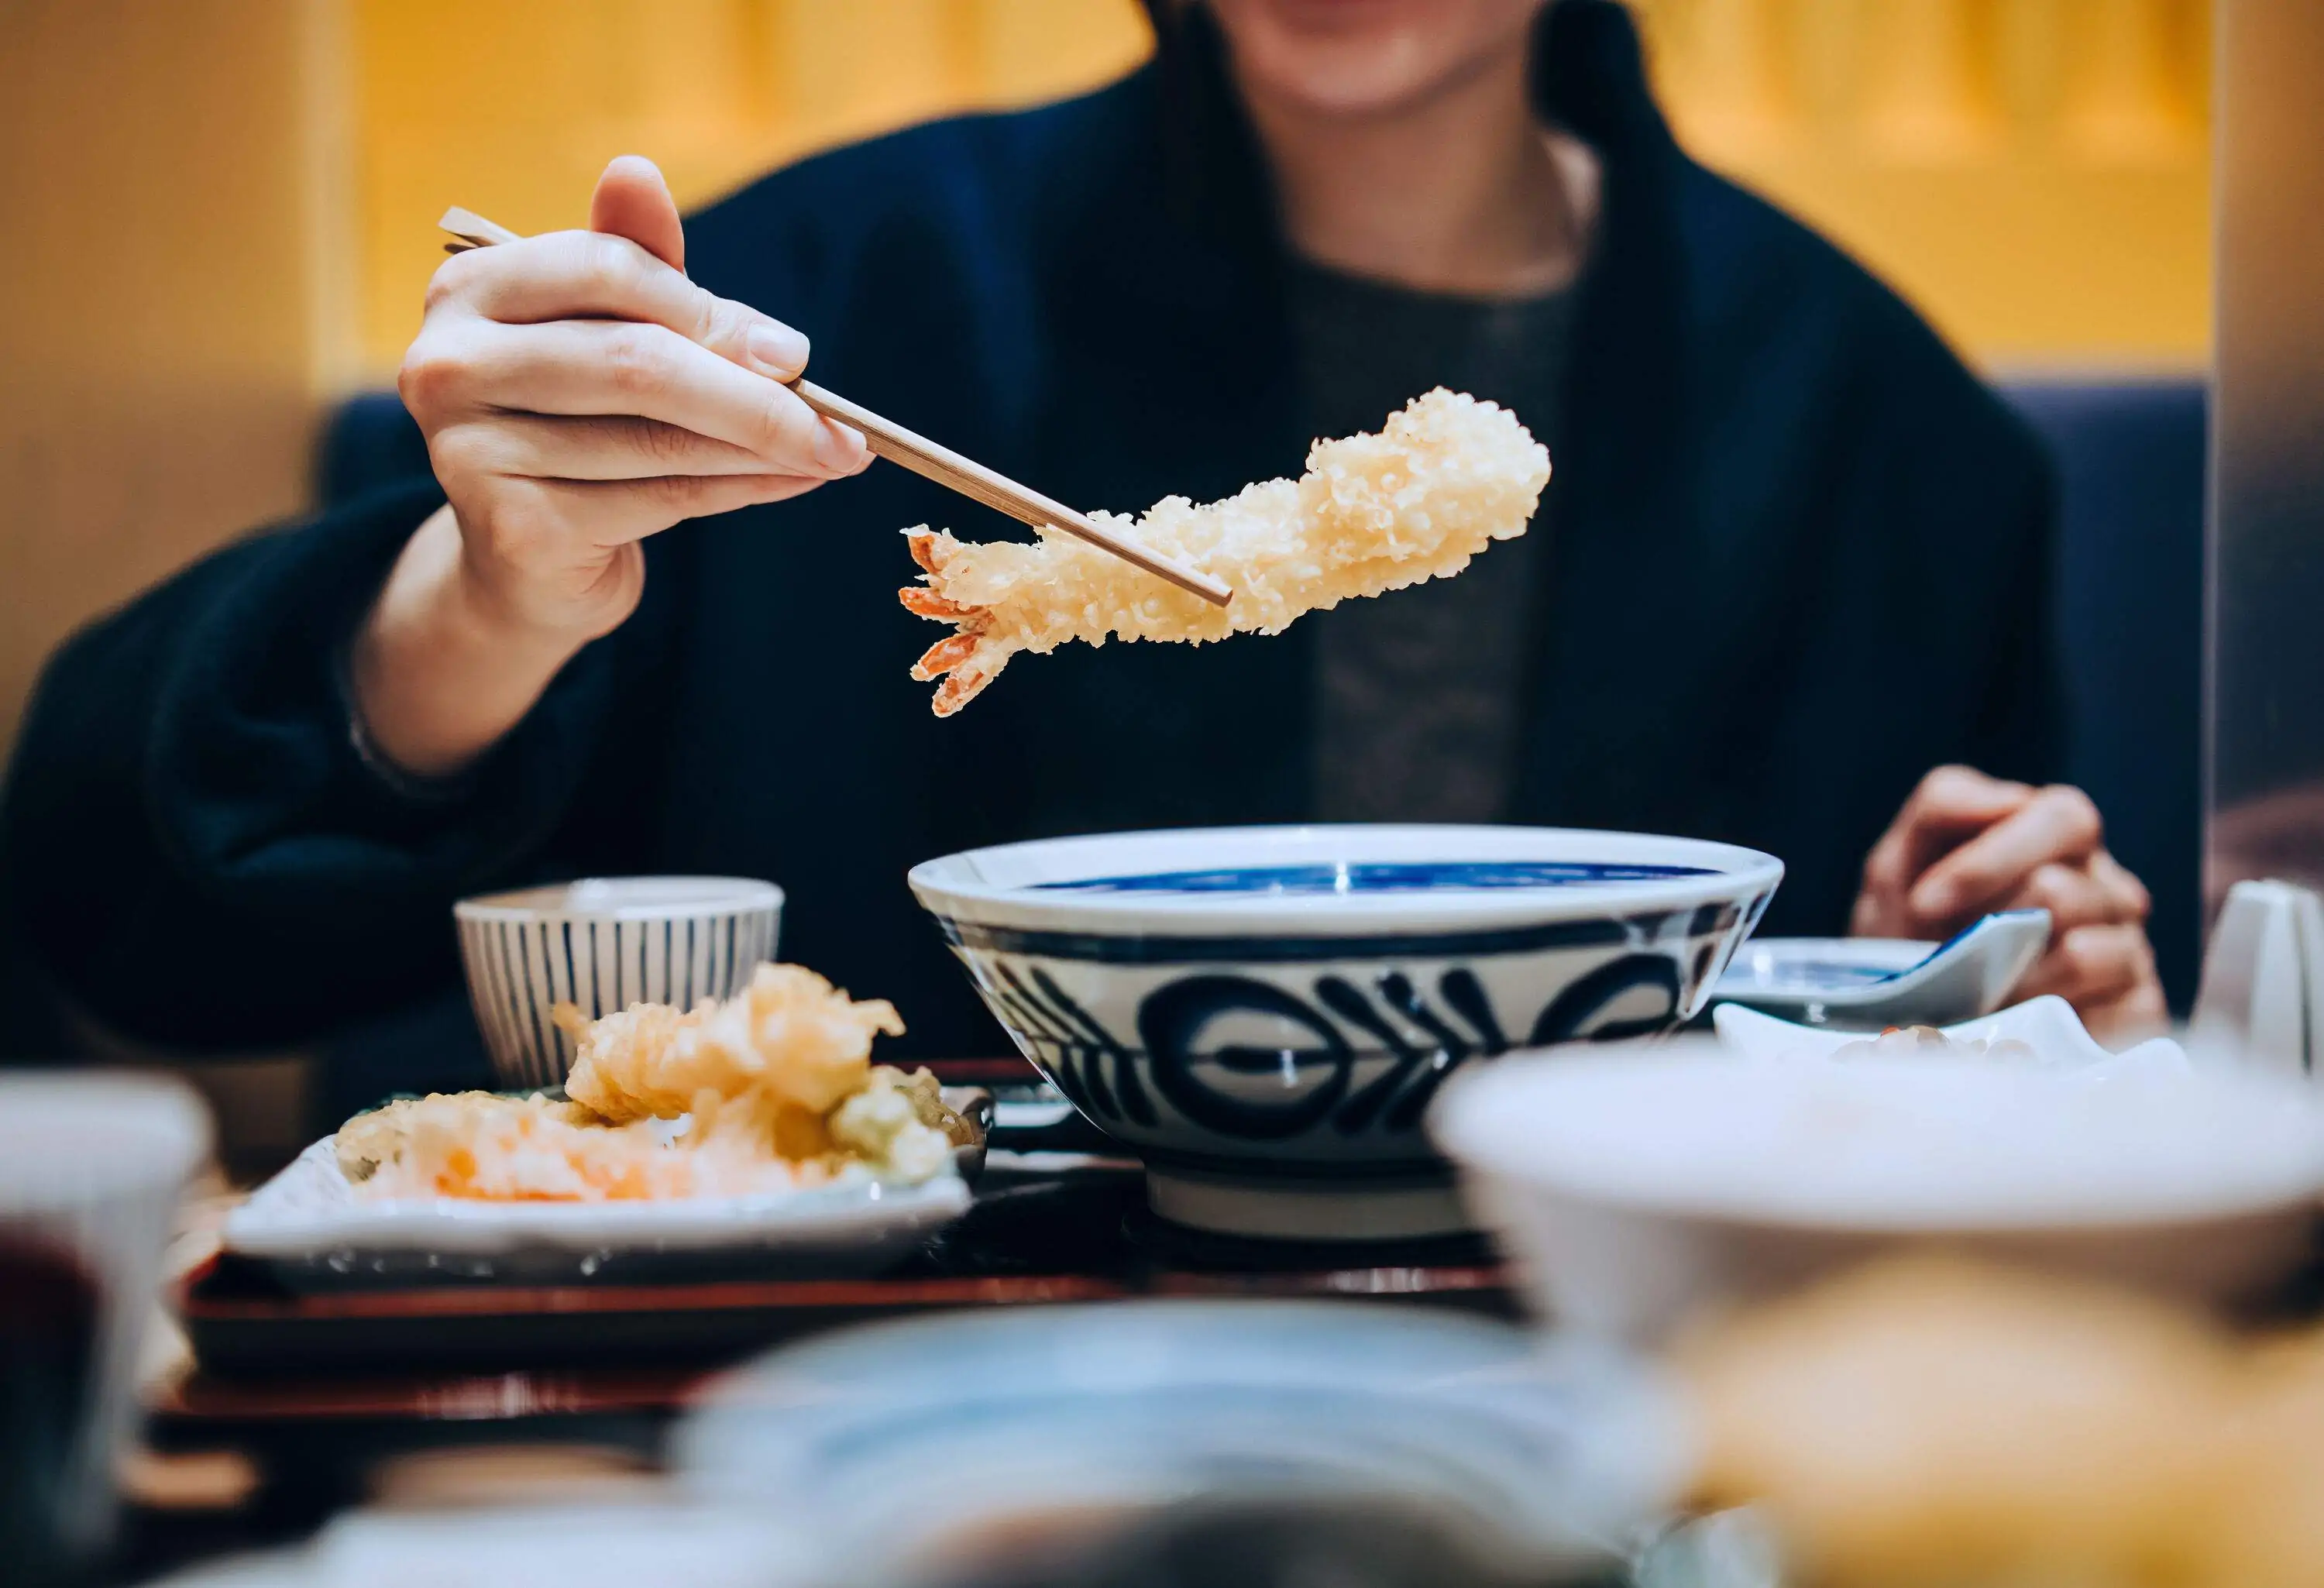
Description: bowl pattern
913,827,1779,1237
932,892,1769,1174
454,878,781,1090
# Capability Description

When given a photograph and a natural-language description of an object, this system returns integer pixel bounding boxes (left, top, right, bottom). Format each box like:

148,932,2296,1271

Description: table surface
156,1168,1515,1434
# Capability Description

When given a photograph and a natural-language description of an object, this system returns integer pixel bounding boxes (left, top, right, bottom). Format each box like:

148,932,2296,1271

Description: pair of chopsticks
440,207,1232,607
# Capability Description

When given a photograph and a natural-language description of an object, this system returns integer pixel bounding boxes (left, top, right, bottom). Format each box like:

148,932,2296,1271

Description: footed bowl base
1143,1165,1473,1242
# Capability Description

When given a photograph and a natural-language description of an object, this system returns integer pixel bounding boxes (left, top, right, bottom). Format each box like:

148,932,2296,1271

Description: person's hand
398,153,867,641
1851,765,2166,1041
354,156,868,777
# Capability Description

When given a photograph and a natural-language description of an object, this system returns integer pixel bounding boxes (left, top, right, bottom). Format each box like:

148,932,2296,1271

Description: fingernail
746,322,810,379
813,419,866,474
1910,881,1953,919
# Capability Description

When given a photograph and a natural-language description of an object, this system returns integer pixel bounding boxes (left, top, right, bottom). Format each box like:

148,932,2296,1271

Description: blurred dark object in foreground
0,1237,104,1588
926,1497,1620,1588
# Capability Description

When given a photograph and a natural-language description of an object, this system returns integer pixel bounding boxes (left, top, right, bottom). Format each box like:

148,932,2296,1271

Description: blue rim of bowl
909,824,1784,937
930,896,1754,963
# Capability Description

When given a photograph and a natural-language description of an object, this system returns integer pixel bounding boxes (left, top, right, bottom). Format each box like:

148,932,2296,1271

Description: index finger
1908,785,2104,923
435,230,813,380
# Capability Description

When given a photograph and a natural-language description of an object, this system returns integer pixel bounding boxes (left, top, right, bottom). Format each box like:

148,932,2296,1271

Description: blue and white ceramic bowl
454,877,782,1091
908,825,1782,1239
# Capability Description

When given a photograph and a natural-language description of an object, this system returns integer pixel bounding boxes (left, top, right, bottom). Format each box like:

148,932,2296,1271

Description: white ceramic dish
1434,1040,2324,1341
1712,994,2193,1076
677,1300,1689,1586
908,823,1782,1240
454,876,782,1090
224,1139,969,1289
1709,909,2051,1027
2192,877,2324,1078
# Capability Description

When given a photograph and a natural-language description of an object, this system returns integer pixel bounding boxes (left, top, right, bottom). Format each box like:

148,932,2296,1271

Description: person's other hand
397,154,868,642
1851,765,2165,1041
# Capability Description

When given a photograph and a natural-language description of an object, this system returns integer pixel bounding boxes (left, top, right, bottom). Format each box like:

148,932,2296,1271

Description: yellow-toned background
1,0,2211,758
356,0,2211,378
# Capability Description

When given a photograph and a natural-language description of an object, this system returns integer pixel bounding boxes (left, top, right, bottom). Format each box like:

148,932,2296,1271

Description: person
0,0,2161,1083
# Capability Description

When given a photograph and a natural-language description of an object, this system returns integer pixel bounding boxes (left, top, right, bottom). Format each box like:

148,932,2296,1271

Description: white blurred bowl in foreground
1433,1040,2324,1341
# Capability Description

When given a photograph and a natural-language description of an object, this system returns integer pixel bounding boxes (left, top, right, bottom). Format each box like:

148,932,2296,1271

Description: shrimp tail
911,633,983,682
898,586,984,624
931,662,1004,717
902,528,950,576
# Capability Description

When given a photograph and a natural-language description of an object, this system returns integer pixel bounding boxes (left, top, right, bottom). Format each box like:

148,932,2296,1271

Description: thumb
589,154,685,273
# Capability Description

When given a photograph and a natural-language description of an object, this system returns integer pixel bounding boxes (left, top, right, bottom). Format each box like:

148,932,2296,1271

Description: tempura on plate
563,961,904,1124
333,962,975,1202
899,387,1551,714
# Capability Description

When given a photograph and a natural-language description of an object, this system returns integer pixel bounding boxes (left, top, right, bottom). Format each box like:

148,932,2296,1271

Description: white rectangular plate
225,1140,972,1288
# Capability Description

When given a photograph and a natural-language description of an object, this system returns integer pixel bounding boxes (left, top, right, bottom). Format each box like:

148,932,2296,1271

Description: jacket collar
1033,2,1701,820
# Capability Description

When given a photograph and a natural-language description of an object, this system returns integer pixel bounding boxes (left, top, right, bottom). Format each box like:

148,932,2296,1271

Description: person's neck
1239,49,1593,299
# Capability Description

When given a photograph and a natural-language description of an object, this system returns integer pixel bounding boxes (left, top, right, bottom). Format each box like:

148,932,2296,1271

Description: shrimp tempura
899,387,1551,715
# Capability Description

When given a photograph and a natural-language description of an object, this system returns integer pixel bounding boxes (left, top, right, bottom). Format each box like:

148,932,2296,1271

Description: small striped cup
454,877,783,1091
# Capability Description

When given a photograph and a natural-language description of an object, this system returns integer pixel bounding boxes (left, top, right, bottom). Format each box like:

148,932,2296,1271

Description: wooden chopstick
437,207,1234,607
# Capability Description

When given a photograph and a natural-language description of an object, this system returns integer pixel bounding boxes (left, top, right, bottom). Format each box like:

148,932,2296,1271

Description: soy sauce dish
907,824,1783,1239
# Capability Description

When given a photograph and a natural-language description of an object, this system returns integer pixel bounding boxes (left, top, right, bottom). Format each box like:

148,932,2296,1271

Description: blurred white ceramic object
1713,993,2192,1078
1434,1041,2324,1342
0,1073,211,1574
454,877,782,1090
2191,878,2324,1078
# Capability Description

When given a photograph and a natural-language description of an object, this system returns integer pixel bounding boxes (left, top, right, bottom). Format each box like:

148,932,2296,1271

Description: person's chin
1213,0,1491,118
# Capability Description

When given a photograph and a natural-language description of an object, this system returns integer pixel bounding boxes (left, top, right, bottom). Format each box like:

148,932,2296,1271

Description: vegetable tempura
561,961,904,1123
329,963,972,1203
899,387,1549,714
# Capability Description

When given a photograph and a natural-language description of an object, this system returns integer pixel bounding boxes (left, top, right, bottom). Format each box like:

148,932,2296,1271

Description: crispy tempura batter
562,962,903,1122
899,388,1550,714
342,1092,766,1201
331,963,964,1203
338,1066,963,1202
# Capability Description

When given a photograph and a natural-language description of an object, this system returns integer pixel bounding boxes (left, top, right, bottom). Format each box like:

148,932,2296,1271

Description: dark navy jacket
0,2,2059,1073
